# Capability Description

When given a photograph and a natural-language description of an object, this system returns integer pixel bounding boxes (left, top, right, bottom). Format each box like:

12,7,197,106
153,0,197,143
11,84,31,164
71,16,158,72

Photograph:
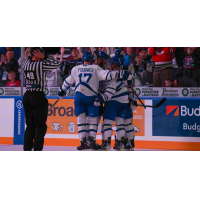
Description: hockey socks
124,118,135,140
115,117,126,140
77,113,87,142
87,116,98,140
103,119,113,140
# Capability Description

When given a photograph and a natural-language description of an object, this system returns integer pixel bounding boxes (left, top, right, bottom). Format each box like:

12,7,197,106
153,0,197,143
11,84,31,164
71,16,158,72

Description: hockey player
58,51,129,150
123,79,137,150
85,51,109,150
95,51,109,69
123,54,137,150
112,52,137,150
94,56,133,150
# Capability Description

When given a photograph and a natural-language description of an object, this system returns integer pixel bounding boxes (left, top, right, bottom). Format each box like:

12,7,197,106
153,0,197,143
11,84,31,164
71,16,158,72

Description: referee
22,47,62,151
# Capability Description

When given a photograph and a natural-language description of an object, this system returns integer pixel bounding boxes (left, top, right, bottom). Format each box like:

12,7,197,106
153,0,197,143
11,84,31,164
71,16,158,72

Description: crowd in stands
0,47,20,87
0,47,200,88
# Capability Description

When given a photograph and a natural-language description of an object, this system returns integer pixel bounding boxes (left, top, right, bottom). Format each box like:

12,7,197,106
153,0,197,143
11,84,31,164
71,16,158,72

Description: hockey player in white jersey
58,51,129,150
94,56,133,150
122,79,137,150
85,51,109,150
124,54,137,150
115,52,137,150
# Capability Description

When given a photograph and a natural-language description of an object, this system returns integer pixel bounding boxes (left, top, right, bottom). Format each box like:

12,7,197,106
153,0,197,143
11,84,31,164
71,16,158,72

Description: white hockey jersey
123,80,135,101
101,79,129,104
62,64,118,96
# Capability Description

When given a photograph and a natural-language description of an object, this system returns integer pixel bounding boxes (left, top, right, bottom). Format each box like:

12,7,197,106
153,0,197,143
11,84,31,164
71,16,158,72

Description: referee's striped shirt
23,56,62,92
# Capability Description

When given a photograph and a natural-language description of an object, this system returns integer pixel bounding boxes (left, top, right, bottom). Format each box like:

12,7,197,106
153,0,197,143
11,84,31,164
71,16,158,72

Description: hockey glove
94,95,105,107
58,87,66,99
127,79,133,86
130,99,137,112
118,70,133,80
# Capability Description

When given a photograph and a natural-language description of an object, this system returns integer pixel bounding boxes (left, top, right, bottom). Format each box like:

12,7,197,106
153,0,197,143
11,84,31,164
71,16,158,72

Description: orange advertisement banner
133,100,145,136
47,99,78,134
47,99,145,137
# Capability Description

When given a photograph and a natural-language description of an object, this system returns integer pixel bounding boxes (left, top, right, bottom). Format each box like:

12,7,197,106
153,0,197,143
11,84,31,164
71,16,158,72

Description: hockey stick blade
137,98,166,108
48,99,60,112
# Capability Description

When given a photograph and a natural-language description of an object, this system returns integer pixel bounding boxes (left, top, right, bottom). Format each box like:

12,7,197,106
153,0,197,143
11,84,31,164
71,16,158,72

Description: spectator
6,71,21,87
46,47,82,87
180,47,200,87
149,47,176,87
0,47,21,62
131,47,155,86
0,49,20,83
165,79,173,87
0,67,8,87
77,47,85,58
125,47,150,57
172,47,185,86
173,79,178,87
61,47,82,77
68,47,82,65
46,47,73,87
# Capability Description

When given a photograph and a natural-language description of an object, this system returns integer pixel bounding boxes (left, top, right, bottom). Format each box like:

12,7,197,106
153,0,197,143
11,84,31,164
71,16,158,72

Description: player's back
71,64,116,97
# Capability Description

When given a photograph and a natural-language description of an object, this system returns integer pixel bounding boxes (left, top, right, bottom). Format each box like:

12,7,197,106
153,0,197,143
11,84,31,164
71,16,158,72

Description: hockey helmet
82,51,93,62
108,56,121,67
98,51,109,60
115,49,125,64
115,49,125,56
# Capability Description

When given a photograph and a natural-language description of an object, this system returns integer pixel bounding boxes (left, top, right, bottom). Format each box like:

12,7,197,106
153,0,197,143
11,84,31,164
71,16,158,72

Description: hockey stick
137,97,166,108
48,99,60,112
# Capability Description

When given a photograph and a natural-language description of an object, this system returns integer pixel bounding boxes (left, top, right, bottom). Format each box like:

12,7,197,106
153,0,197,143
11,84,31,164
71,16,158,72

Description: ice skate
101,137,111,151
125,139,134,151
114,137,125,151
87,137,101,150
77,137,88,151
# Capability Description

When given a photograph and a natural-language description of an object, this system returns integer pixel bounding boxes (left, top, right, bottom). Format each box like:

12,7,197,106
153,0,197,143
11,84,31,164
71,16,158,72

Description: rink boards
0,96,200,150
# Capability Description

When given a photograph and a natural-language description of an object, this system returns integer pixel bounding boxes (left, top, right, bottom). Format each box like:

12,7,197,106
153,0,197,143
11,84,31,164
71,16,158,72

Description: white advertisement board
0,99,14,137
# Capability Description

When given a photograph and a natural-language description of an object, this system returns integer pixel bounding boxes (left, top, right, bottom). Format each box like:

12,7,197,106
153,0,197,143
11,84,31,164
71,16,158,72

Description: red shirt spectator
148,47,176,87
148,47,176,65
6,71,21,87
66,55,74,62
6,80,21,87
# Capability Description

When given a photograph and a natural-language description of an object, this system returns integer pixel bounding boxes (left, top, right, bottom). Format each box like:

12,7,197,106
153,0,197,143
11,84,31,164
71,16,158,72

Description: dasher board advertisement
46,99,145,137
153,100,200,137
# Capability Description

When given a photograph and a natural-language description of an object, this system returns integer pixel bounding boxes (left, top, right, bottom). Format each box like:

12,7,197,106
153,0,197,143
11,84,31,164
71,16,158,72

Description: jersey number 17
78,73,92,83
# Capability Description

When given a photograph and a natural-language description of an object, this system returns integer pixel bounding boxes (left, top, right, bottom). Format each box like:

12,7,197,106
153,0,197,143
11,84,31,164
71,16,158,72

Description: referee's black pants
22,91,48,151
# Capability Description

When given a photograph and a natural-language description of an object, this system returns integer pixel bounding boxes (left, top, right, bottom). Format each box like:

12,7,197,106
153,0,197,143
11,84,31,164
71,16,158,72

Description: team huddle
58,49,138,151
